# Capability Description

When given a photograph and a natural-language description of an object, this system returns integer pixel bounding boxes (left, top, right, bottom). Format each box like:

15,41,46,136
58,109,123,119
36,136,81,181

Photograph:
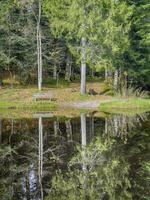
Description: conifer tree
43,0,132,94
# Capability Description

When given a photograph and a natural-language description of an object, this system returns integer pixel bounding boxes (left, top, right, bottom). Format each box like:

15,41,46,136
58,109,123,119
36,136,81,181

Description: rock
71,88,77,92
88,88,98,95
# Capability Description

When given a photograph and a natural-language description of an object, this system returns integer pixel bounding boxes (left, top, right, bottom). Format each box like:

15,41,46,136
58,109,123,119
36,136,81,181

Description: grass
100,98,150,114
0,101,57,110
0,81,112,106
1,81,150,116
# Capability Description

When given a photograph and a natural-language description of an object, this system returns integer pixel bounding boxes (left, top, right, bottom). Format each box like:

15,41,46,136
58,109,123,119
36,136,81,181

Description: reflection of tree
0,114,150,200
65,120,73,142
38,117,43,200
46,113,150,200
0,118,76,200
46,137,131,200
104,113,148,139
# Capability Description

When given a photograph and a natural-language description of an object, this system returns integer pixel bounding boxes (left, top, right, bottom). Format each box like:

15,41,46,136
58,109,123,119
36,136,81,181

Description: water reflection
39,117,43,200
0,112,149,200
104,112,148,138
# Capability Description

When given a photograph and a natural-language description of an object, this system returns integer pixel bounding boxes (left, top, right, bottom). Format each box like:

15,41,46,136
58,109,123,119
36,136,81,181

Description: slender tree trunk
114,69,118,91
53,66,57,80
65,55,72,81
81,37,86,95
37,0,42,91
8,14,13,89
105,67,108,82
8,70,13,89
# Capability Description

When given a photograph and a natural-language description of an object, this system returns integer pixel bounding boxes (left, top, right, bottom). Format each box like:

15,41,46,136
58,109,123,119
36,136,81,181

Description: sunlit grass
100,98,150,113
0,101,57,110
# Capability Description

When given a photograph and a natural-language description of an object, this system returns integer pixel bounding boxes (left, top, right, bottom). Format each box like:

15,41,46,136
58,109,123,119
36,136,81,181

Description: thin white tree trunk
38,117,43,200
81,37,86,95
37,0,42,91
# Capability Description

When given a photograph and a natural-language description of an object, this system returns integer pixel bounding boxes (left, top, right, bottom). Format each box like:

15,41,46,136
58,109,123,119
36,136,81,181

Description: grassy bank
0,82,111,110
100,98,150,113
0,101,57,110
1,83,150,114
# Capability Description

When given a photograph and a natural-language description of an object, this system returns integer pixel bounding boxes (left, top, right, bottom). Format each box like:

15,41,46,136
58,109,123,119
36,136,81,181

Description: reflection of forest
0,118,77,200
0,112,149,200
104,113,149,138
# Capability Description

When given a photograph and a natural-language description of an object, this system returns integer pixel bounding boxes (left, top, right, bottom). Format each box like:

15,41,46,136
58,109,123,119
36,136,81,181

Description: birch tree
37,0,43,91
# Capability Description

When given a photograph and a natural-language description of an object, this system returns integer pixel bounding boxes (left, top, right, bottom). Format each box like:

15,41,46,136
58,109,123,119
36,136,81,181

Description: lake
0,111,150,200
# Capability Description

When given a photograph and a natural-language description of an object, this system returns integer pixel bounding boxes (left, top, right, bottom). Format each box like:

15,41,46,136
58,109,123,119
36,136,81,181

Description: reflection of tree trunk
81,113,87,147
114,69,118,91
0,119,2,143
66,120,72,141
105,118,108,135
114,116,118,136
25,173,30,200
89,115,94,140
54,121,59,136
81,113,87,198
9,119,14,199
9,119,14,144
81,113,87,170
38,117,43,200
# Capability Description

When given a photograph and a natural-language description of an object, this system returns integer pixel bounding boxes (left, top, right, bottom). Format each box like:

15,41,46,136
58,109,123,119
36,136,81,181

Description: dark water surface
0,112,150,200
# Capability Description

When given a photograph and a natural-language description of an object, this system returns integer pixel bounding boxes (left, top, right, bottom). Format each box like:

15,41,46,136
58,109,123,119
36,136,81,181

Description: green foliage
125,0,150,88
43,0,133,70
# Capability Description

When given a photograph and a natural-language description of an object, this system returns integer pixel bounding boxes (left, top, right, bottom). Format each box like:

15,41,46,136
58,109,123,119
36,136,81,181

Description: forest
0,1,150,200
0,0,149,93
